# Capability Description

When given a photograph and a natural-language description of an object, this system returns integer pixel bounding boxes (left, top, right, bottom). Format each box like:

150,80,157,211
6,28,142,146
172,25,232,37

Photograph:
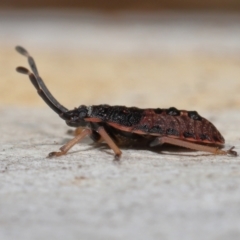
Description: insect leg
96,126,122,159
150,136,237,156
48,128,92,157
68,127,103,143
88,122,122,158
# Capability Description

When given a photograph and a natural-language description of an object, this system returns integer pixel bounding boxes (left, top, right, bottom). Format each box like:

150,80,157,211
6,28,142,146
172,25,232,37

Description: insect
15,46,237,159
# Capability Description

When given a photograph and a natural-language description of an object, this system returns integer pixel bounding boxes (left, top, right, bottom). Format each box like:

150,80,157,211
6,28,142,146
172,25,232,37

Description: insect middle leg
91,123,122,159
150,136,237,156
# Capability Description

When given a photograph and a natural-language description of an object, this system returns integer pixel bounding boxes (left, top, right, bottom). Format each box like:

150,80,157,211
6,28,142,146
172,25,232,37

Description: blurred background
0,1,240,112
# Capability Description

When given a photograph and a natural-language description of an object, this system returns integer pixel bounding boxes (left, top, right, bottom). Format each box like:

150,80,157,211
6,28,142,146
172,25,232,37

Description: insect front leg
49,128,92,157
150,136,237,156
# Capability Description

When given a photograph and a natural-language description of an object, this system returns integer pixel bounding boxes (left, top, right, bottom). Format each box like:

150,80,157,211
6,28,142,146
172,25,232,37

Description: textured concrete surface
1,11,240,240
0,108,240,240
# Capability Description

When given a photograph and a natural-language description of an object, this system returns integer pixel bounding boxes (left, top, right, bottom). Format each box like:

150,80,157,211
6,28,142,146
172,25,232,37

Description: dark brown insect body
15,46,237,158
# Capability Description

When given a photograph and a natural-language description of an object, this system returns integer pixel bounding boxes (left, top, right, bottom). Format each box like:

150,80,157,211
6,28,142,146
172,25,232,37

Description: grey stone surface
0,107,240,240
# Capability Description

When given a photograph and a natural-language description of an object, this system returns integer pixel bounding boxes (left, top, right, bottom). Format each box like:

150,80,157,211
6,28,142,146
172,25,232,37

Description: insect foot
226,147,238,157
48,151,65,158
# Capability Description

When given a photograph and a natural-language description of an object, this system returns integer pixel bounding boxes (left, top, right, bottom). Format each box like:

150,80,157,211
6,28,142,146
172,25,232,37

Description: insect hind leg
150,136,237,156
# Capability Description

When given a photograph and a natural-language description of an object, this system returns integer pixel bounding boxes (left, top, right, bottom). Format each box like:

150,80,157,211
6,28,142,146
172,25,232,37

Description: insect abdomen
134,108,225,144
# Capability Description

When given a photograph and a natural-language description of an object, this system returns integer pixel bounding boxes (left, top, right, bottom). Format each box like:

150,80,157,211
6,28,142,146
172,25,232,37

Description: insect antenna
16,46,71,120
16,66,69,119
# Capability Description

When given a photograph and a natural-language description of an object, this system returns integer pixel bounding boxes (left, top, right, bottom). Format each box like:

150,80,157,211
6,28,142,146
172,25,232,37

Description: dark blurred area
1,0,240,11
